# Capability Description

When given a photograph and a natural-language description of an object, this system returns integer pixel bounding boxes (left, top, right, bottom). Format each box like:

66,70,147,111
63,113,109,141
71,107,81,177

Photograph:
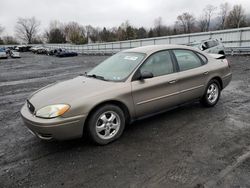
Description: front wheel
201,79,221,107
87,105,125,145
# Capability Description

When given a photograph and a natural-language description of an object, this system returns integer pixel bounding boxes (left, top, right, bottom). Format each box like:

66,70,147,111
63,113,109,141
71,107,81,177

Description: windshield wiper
85,73,107,81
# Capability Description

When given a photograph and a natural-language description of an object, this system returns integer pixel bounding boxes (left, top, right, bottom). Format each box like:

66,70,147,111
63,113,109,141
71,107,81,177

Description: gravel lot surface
0,53,250,188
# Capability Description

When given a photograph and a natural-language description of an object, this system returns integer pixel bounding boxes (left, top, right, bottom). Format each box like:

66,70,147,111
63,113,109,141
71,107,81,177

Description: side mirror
140,71,153,80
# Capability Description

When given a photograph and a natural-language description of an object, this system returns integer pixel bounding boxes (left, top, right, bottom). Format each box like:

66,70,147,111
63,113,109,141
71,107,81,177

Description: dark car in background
56,50,78,57
17,45,32,52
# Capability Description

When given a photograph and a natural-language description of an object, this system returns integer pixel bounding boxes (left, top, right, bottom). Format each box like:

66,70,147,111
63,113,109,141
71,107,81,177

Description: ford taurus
21,45,232,145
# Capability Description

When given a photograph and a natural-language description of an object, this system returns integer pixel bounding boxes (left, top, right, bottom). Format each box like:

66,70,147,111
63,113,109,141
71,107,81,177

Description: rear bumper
222,73,232,89
20,104,87,140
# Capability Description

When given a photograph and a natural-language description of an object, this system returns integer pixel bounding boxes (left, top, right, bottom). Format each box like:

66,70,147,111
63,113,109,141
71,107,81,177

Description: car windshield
87,52,145,81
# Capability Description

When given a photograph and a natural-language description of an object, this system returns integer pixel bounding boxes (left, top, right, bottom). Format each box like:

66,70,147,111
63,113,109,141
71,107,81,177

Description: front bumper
20,104,87,140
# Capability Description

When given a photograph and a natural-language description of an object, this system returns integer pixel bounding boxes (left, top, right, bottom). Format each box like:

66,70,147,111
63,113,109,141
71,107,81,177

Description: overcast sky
0,0,249,36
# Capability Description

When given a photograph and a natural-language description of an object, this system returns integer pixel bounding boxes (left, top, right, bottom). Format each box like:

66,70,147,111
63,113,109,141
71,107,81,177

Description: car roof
123,44,198,55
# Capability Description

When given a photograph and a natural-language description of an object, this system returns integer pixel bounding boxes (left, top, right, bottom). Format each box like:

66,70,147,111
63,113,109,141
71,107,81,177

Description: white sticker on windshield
124,56,138,61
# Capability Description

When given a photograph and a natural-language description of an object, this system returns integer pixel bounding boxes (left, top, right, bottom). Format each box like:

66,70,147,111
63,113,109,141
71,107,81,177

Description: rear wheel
87,105,125,145
201,79,221,107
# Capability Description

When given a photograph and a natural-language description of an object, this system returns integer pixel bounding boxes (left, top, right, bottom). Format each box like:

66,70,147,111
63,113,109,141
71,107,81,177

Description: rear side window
173,50,203,71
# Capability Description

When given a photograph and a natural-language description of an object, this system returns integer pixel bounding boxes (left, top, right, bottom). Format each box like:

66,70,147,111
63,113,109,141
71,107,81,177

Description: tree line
0,3,249,45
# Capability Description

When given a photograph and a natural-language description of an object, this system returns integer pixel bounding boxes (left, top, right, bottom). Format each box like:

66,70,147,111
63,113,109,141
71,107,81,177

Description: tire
87,104,125,145
201,79,221,107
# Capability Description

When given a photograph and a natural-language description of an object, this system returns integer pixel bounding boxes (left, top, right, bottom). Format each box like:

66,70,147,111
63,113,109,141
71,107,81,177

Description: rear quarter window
173,50,203,71
197,53,208,64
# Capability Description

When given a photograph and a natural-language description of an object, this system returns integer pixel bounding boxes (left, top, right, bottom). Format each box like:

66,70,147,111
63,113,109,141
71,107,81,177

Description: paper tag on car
124,56,138,61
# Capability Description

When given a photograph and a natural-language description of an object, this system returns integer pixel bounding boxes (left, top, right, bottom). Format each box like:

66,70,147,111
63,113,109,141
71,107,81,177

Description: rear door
172,49,209,103
131,50,179,117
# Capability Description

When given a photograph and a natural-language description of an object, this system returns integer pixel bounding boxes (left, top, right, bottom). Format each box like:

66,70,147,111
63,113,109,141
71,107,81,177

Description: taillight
222,59,230,68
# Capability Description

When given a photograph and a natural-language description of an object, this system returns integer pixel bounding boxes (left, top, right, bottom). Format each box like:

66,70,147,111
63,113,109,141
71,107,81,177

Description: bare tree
44,20,66,43
0,25,4,44
64,22,87,44
219,2,230,29
2,36,19,44
15,17,40,44
153,17,171,36
198,16,207,32
177,12,196,33
203,5,217,31
85,25,101,43
154,17,163,36
154,17,168,36
0,25,4,35
226,5,246,28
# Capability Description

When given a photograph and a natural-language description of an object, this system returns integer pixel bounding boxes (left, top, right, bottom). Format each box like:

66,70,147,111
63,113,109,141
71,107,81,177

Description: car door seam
136,85,204,105
137,91,180,105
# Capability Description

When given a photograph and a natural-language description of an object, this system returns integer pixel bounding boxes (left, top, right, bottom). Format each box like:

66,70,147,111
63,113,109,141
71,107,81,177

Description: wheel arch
209,76,223,89
84,100,131,131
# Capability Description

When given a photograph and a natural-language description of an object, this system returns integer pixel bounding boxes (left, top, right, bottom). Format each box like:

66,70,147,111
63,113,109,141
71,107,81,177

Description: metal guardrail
226,47,250,55
1,27,250,55
43,27,250,55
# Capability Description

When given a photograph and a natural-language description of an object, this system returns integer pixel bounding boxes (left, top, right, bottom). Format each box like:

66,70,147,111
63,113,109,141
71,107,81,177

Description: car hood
29,76,121,109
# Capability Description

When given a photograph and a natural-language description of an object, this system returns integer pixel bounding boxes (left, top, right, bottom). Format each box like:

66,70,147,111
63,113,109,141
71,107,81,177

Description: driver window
140,51,174,77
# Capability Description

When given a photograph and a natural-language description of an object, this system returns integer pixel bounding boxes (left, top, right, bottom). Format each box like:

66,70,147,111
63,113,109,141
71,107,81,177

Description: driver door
131,50,180,117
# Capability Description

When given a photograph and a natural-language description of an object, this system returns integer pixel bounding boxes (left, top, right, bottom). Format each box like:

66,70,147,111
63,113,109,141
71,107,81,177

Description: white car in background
189,39,226,55
0,48,8,59
10,50,21,58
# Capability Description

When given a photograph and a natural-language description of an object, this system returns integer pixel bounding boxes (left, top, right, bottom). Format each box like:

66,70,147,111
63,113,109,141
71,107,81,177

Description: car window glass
140,51,174,77
173,50,203,71
207,40,217,48
197,53,208,64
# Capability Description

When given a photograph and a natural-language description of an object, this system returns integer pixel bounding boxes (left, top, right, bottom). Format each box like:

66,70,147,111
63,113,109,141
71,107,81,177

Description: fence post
239,29,243,47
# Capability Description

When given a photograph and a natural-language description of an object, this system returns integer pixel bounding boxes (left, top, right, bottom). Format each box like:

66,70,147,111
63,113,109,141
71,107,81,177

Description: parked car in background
47,49,57,56
30,46,44,53
30,46,39,53
10,50,21,58
189,39,225,55
17,45,32,52
21,45,232,145
5,47,12,55
0,48,8,59
56,50,78,57
47,48,63,56
36,47,49,54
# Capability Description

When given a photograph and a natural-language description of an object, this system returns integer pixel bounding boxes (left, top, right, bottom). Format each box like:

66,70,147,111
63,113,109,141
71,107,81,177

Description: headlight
36,104,70,118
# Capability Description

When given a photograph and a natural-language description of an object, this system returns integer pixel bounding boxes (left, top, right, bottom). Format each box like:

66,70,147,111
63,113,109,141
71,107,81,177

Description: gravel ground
0,53,250,188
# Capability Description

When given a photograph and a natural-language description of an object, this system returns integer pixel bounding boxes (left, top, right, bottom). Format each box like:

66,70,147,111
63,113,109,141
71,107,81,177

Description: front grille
27,100,35,114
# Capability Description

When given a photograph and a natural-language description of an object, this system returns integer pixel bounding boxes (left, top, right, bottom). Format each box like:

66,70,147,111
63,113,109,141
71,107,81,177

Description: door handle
169,80,177,84
203,71,209,75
